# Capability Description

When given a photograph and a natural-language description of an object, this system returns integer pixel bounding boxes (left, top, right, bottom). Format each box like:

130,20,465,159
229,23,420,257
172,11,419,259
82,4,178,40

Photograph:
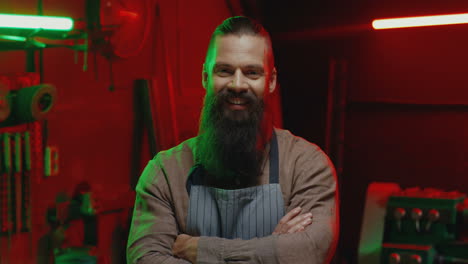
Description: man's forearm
135,253,191,264
195,216,336,264
197,235,278,264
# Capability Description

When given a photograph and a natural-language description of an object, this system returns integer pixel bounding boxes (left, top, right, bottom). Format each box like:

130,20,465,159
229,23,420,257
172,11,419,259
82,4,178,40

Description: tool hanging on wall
21,132,31,232
0,125,43,264
0,74,57,128
85,0,151,59
0,80,12,123
0,84,57,127
13,84,56,123
44,145,59,177
12,133,22,234
0,133,13,239
0,126,44,264
0,73,49,262
85,0,152,91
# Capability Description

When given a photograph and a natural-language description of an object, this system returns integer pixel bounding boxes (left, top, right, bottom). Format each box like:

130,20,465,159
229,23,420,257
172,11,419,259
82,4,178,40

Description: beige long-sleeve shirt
127,128,339,264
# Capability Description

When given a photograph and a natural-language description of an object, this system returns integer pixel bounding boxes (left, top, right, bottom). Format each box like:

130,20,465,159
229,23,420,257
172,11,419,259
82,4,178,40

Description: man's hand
172,234,199,263
273,207,313,235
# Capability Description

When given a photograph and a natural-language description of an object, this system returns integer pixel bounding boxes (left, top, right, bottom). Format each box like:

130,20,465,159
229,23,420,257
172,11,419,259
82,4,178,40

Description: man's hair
204,16,274,72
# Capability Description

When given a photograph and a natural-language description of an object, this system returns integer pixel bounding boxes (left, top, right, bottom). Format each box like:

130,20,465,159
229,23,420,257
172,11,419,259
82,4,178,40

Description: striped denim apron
185,133,284,239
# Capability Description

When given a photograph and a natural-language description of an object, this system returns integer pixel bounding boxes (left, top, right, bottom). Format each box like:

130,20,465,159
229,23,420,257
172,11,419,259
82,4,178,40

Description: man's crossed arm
127,147,338,264
172,207,314,263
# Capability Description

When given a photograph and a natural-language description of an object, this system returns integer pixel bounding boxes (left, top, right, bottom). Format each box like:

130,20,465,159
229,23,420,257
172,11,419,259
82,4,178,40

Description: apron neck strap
269,130,279,184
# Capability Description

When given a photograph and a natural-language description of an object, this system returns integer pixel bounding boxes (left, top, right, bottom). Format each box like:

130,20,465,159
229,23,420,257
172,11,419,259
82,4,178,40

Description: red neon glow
372,13,468,30
119,10,139,19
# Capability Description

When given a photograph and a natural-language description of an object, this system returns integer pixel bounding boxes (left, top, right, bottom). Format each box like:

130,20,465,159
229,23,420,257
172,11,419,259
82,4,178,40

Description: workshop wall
341,24,468,262
0,0,232,263
264,1,468,263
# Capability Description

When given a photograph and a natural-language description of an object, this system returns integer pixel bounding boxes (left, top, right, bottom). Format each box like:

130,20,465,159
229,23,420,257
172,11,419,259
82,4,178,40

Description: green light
0,13,73,31
0,34,27,41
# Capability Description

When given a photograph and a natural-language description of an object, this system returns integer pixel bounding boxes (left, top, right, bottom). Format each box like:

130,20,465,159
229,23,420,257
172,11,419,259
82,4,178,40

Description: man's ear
268,67,277,94
202,64,208,90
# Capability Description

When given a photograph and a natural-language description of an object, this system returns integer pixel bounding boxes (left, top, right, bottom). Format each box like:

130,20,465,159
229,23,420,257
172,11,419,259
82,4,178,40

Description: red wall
0,0,232,263
341,20,468,263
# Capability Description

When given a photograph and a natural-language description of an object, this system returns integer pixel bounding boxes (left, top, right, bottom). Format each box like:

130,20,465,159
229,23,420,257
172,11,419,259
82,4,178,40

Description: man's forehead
212,34,268,65
214,62,264,70
214,35,267,52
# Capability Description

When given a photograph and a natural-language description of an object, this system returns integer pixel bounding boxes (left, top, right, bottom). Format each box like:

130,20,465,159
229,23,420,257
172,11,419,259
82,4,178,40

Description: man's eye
246,70,262,78
216,68,232,76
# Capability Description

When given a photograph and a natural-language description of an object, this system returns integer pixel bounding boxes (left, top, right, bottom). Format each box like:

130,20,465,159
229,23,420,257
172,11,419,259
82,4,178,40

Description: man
127,16,339,264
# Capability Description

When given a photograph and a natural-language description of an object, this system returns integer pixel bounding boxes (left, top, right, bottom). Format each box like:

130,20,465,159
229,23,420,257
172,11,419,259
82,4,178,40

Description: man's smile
226,97,249,110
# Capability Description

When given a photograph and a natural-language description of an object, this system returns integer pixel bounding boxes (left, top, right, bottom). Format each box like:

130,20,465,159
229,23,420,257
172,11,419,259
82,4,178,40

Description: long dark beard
196,89,266,189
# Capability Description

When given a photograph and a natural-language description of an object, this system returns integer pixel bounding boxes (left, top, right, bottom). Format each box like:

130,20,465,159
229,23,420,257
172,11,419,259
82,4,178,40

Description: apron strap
269,131,279,184
186,164,204,195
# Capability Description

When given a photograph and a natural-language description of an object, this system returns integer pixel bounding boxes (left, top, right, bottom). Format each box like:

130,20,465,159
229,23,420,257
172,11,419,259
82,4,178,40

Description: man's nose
228,70,249,92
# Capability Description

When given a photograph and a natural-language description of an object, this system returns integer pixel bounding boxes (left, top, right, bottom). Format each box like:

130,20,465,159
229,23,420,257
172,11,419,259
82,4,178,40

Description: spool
13,84,57,122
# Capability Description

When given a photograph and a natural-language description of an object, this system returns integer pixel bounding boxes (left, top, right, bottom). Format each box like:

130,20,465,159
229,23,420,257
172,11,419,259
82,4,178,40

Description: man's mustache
216,89,258,105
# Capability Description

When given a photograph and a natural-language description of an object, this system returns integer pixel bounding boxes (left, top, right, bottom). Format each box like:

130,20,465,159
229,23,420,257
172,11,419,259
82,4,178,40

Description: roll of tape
14,84,57,122
0,82,11,122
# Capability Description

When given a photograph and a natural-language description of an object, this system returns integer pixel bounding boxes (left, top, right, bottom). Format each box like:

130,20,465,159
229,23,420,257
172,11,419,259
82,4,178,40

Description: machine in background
359,182,468,264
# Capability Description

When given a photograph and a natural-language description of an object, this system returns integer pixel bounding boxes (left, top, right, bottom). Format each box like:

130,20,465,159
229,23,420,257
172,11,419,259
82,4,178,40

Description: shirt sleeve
196,146,339,264
126,157,190,264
